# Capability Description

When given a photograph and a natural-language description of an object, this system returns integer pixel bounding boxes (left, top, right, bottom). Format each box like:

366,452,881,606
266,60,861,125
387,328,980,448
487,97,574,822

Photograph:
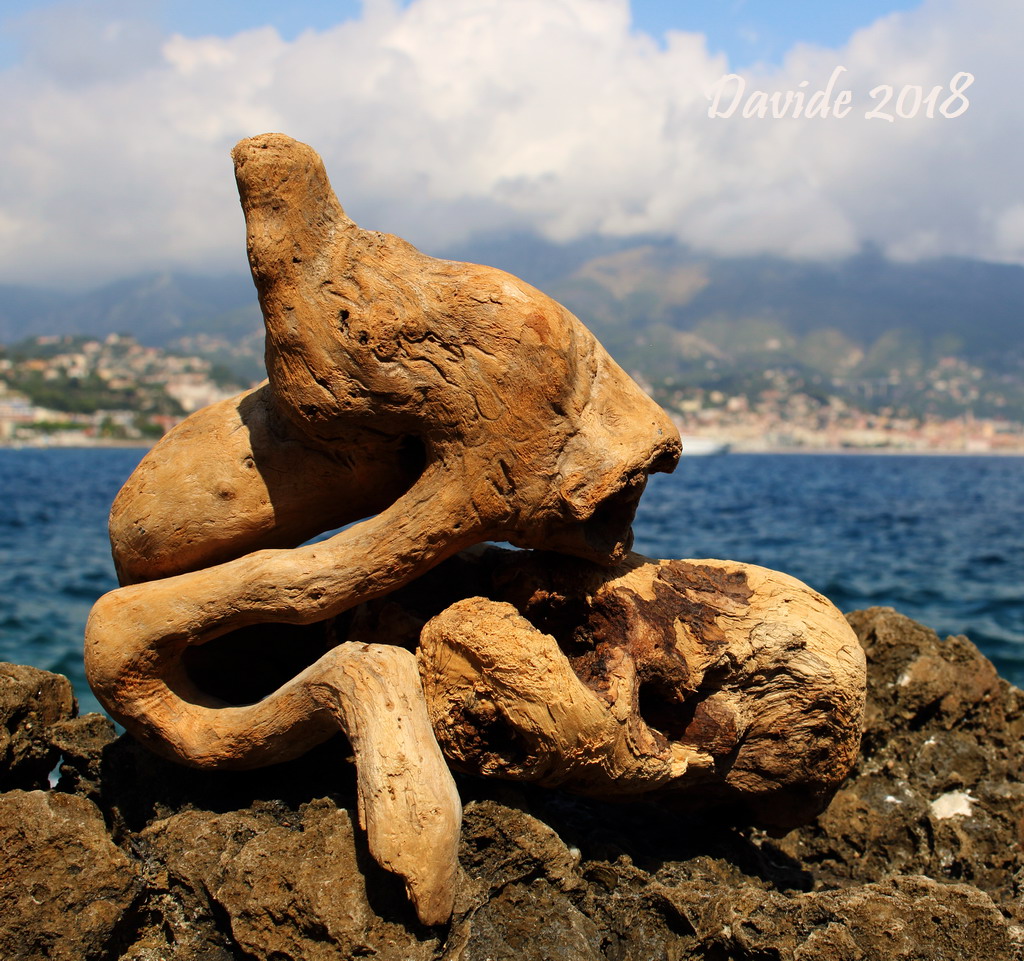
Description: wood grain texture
85,134,681,925
416,552,866,830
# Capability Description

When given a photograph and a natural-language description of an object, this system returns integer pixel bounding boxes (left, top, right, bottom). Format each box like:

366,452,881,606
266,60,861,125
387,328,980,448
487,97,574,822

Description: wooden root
416,553,866,830
307,644,461,926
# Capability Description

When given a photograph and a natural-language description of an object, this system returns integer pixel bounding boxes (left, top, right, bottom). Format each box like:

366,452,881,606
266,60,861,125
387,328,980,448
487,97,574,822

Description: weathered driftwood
109,134,680,589
85,133,866,925
414,550,866,831
85,134,680,924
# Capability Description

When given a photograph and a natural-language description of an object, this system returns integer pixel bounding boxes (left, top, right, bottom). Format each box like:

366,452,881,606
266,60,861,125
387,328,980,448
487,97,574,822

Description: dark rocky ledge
2,607,1023,961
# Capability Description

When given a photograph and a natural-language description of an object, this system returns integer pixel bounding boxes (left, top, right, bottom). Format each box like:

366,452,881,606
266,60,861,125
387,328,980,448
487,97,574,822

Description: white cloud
0,0,1021,287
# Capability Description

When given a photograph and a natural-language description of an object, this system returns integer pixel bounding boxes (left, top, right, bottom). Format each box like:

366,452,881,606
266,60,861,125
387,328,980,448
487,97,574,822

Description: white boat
679,436,730,456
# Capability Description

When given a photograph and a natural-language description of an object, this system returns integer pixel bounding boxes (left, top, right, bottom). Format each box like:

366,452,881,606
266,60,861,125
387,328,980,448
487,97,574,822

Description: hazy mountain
0,271,257,344
2,238,1022,418
0,272,265,382
545,244,1024,371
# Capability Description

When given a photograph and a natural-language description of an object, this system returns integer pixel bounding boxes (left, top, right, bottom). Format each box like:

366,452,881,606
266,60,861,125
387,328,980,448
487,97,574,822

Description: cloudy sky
0,0,1020,288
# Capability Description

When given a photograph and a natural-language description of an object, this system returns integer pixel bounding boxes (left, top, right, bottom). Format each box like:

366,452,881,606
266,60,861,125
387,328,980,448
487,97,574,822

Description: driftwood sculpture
85,134,866,927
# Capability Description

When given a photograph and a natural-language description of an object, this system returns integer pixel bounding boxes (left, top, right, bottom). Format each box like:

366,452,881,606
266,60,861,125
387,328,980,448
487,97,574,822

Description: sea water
1,447,1022,716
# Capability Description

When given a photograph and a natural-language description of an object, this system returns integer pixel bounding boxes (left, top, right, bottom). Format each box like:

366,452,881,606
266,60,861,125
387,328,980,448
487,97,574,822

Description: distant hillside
1,239,1022,420
0,272,265,383
570,247,1023,368
552,245,1024,420
0,273,255,343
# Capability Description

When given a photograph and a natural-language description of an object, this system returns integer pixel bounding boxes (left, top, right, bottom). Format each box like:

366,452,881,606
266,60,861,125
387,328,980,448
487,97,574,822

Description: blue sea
1,448,1022,716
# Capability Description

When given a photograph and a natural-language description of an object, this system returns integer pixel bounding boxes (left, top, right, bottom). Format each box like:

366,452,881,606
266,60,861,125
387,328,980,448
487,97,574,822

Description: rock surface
0,662,75,791
2,606,1024,960
0,790,139,960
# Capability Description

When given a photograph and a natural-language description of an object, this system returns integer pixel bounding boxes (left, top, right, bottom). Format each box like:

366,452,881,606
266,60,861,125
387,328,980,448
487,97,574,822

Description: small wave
973,552,1009,566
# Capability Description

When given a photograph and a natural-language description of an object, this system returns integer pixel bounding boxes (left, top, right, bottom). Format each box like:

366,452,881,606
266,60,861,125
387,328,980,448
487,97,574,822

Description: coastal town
661,383,1024,453
0,334,244,445
2,332,1022,453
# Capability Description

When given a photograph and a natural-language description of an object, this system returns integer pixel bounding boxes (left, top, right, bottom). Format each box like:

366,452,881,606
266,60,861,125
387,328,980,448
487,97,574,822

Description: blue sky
1,0,925,71
0,0,1019,287
635,1,924,64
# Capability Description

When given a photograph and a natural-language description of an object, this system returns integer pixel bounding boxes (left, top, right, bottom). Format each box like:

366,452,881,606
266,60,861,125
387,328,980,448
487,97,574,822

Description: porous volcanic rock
774,607,1024,922
2,606,1023,960
0,662,75,790
0,789,139,960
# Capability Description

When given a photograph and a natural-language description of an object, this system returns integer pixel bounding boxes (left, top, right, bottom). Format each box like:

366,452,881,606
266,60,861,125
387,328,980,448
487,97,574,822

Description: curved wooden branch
109,384,421,586
307,644,461,926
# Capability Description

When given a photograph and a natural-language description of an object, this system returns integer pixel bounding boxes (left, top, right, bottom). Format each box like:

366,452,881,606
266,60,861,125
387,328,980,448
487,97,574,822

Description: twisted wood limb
307,644,461,927
110,383,422,586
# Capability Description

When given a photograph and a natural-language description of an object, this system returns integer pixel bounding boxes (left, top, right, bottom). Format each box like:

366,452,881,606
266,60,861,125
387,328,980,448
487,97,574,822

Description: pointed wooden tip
232,132,351,234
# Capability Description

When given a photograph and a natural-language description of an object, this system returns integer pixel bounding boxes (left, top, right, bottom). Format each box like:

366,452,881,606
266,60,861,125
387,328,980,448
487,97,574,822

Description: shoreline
3,435,1024,456
725,446,1024,456
0,439,155,450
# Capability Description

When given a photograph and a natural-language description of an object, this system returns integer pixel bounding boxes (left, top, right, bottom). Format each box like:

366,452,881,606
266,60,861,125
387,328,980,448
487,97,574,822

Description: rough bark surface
1,608,1022,959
